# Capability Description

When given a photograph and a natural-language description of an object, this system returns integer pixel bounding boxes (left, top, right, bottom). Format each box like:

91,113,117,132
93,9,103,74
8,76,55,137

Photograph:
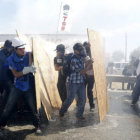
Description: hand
80,70,86,75
59,66,63,70
22,65,36,75
31,66,36,73
84,56,90,61
86,59,94,67
87,58,94,63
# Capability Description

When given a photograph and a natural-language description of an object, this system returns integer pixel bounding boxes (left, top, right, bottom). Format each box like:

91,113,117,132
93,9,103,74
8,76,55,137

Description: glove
22,66,36,75
84,56,90,62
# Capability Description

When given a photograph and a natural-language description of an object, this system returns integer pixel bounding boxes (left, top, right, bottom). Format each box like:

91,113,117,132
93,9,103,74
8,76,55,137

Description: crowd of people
0,37,139,135
54,42,95,119
0,38,95,134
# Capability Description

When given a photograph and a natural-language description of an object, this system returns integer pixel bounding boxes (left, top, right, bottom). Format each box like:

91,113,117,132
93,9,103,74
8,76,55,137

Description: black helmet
4,40,12,48
55,44,65,52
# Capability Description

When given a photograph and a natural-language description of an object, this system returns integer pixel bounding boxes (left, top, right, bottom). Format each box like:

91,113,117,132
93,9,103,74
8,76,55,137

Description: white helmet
12,37,26,48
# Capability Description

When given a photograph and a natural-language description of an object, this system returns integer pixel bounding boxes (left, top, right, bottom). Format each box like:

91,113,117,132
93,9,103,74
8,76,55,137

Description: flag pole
56,2,62,34
125,32,127,62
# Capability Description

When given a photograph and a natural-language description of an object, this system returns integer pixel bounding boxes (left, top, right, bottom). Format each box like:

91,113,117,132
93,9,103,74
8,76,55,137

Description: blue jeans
60,83,86,117
0,86,40,127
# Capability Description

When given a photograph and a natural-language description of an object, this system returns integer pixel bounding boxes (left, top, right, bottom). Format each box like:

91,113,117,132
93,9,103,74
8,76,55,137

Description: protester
0,37,42,134
131,58,140,105
83,42,95,111
0,40,14,106
122,63,135,90
54,44,67,103
59,43,88,120
106,62,114,88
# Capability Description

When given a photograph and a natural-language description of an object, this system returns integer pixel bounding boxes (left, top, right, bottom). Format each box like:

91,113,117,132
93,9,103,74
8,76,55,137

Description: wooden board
32,38,62,119
16,32,61,119
16,31,42,113
87,29,109,122
17,30,108,122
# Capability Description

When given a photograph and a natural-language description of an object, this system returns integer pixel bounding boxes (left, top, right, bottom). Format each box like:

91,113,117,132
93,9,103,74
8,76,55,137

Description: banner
57,2,71,32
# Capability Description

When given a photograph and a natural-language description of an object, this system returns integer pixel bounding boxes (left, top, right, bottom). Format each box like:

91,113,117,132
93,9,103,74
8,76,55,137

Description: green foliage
112,51,124,61
129,46,140,60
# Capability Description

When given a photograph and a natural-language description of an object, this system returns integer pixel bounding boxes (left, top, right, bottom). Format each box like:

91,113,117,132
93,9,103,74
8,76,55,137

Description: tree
112,51,124,62
129,46,140,67
129,46,140,60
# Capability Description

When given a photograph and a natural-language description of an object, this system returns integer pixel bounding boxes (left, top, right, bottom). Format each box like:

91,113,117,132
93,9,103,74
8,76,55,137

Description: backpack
62,53,74,77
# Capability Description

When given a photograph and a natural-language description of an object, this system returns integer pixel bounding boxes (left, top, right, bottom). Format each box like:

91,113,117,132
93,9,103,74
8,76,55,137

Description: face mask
57,50,65,57
78,46,87,58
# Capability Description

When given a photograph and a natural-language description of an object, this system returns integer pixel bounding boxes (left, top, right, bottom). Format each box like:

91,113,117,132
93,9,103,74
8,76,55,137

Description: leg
132,75,140,104
66,82,70,97
57,77,67,103
0,82,4,95
2,80,13,108
122,82,124,90
87,76,95,108
60,83,77,115
0,87,21,127
127,83,130,90
130,83,134,90
76,83,86,117
23,89,40,128
109,82,112,88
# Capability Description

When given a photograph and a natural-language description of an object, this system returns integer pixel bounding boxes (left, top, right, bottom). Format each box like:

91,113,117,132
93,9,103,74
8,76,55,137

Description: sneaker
131,102,137,106
0,126,4,131
90,104,95,111
35,127,42,135
59,112,64,117
90,107,94,112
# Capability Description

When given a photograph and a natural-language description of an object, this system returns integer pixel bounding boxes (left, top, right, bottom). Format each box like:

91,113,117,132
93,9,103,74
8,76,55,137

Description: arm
71,58,85,74
85,59,94,71
10,67,24,78
54,64,63,71
10,65,36,78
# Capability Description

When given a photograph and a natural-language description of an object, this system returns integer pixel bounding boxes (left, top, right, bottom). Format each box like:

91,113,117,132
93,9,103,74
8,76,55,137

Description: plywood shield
17,30,108,122
16,31,61,119
32,38,62,119
87,29,109,122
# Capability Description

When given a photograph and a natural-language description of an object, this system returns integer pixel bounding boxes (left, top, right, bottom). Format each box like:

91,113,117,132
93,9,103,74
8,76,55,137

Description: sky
0,0,140,59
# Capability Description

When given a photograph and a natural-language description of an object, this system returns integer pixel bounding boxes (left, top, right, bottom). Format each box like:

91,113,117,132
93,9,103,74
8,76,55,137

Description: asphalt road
0,89,140,140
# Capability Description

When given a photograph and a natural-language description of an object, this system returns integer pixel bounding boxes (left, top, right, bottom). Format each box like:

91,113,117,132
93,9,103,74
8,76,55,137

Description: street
0,89,140,140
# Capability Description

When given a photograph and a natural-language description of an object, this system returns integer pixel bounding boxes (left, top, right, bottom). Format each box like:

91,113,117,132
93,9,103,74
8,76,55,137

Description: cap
12,37,26,48
83,41,90,47
55,44,65,52
4,40,13,48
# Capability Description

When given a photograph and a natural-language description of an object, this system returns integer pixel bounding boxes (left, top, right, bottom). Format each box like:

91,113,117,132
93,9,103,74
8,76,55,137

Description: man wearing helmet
0,38,41,134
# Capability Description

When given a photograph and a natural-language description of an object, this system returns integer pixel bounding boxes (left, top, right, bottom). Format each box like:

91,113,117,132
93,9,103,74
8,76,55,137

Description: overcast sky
0,0,140,58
